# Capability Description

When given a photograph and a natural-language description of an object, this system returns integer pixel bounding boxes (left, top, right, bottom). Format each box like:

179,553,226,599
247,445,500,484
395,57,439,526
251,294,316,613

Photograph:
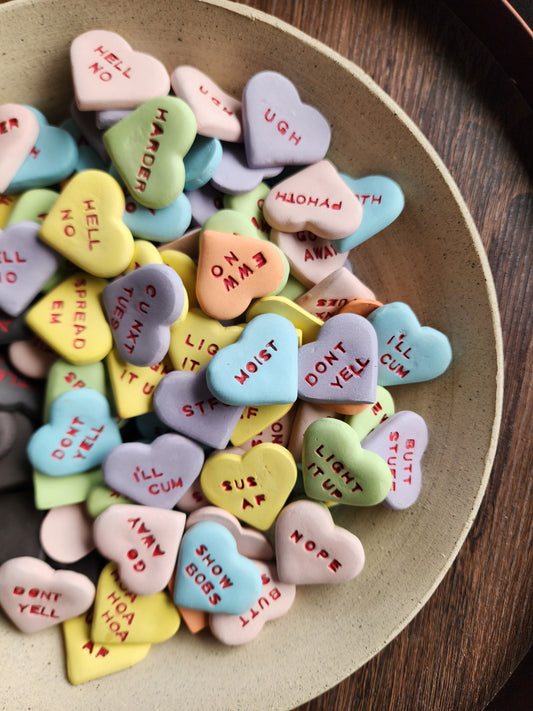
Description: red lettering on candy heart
133,108,167,194
88,45,132,82
210,249,267,292
274,191,342,210
233,339,278,385
0,118,19,134
287,530,342,572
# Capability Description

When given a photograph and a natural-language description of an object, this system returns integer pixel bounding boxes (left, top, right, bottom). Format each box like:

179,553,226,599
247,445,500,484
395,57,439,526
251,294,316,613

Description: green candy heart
5,188,59,227
200,207,264,240
85,484,133,518
302,417,392,506
103,96,197,209
33,467,103,510
223,182,271,239
43,359,107,421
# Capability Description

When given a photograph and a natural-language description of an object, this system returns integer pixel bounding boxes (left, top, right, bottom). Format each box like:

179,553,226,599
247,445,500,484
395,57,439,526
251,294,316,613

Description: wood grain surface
231,1,532,709
0,0,530,708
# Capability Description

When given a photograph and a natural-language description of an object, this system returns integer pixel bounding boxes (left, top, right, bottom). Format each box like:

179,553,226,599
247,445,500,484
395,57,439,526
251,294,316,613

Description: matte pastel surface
173,520,263,613
0,1,503,709
0,221,59,316
275,499,365,584
101,433,205,508
0,556,95,633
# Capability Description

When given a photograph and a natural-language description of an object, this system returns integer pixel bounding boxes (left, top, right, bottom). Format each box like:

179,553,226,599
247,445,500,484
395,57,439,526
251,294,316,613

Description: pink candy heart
275,499,365,584
93,504,186,595
0,556,95,633
0,104,40,193
70,30,171,111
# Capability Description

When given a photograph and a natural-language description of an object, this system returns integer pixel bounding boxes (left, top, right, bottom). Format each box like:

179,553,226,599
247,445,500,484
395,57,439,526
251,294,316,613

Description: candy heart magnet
70,29,171,111
91,562,180,645
27,388,121,477
38,169,134,278
102,433,205,509
153,368,244,449
241,70,331,168
0,556,95,633
297,312,378,405
0,103,40,193
103,96,197,209
367,301,453,385
275,499,365,584
93,504,186,596
0,221,59,317
206,313,299,406
102,263,187,367
200,443,297,530
302,418,392,506
173,521,262,614
209,559,295,645
362,410,428,510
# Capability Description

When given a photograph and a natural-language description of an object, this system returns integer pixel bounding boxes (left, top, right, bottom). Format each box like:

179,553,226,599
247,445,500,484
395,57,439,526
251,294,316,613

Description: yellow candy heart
91,562,180,645
106,349,172,418
230,402,294,446
160,249,198,309
39,169,134,277
246,295,323,344
63,611,151,685
168,307,243,372
0,194,18,228
25,272,113,365
124,239,163,273
200,443,297,530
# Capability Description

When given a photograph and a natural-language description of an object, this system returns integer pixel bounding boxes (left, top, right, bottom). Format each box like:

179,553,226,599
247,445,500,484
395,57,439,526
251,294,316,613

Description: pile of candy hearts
0,29,452,685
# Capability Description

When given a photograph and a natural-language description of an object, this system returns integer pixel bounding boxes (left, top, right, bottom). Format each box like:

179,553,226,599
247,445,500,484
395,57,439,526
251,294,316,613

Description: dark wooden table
233,1,533,709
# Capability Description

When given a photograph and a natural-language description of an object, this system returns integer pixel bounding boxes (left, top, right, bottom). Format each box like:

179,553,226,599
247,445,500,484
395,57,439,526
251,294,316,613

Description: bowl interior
0,0,503,708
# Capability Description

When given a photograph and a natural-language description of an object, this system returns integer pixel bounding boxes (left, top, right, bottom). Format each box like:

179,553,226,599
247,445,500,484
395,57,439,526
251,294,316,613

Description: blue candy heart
367,301,452,385
206,313,299,405
27,388,122,476
7,107,78,192
173,520,262,614
336,174,405,252
184,134,223,191
122,192,192,243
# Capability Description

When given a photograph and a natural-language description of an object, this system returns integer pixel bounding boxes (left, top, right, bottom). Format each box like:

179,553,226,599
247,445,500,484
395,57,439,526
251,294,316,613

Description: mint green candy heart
33,467,103,510
345,385,395,440
103,96,197,209
223,182,271,239
43,359,107,421
302,417,392,506
85,484,133,518
200,207,264,240
6,188,59,227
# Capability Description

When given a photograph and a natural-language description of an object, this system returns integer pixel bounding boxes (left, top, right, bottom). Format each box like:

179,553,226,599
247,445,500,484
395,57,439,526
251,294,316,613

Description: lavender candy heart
361,410,428,510
0,221,60,317
210,141,283,196
241,70,331,169
297,312,378,404
153,367,244,449
102,263,186,367
102,432,205,509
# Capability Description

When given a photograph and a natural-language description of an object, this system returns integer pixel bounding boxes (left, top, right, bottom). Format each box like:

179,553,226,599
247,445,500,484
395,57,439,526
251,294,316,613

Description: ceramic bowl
0,0,503,708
